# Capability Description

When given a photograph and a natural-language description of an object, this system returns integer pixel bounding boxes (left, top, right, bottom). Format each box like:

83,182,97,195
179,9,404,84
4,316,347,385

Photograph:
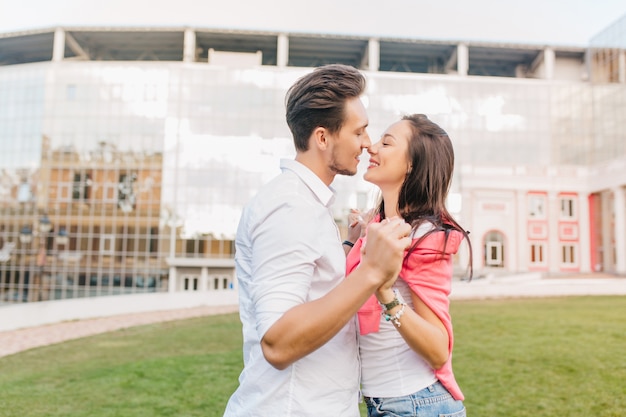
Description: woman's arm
262,218,412,370
376,288,450,370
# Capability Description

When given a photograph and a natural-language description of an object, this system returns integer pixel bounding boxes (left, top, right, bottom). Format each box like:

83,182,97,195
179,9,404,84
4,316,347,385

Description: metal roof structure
0,26,587,78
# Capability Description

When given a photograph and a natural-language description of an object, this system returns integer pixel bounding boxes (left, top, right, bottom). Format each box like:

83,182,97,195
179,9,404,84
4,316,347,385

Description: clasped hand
359,216,411,289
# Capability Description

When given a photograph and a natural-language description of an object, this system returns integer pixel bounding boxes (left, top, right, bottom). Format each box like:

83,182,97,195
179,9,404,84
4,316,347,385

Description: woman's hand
346,208,371,244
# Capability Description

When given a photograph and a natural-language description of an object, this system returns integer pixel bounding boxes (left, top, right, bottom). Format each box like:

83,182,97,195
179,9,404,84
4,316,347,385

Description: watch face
379,288,404,311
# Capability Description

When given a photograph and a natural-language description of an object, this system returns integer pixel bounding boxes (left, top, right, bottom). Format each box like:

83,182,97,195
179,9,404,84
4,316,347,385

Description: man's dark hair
285,64,366,152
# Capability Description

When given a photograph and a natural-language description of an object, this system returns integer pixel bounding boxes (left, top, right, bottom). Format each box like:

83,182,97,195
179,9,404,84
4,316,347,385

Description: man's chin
335,169,357,177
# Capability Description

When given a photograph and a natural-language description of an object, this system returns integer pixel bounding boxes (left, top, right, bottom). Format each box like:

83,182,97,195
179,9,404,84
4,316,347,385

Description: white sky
1,0,625,46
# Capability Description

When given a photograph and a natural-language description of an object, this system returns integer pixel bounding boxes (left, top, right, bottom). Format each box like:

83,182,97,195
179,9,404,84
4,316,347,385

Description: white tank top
358,224,438,398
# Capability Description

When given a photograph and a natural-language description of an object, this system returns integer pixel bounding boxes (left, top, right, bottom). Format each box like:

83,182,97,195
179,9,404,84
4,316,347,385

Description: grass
0,296,624,416
452,296,626,416
0,314,242,417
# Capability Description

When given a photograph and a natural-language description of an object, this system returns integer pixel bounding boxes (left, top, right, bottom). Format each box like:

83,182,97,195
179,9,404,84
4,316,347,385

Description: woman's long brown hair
376,114,473,279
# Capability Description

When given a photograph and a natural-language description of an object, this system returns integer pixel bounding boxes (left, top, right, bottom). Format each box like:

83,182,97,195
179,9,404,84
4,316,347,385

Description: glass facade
587,14,626,274
1,22,625,303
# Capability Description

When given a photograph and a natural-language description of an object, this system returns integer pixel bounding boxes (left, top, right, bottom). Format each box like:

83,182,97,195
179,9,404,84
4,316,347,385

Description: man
223,64,411,417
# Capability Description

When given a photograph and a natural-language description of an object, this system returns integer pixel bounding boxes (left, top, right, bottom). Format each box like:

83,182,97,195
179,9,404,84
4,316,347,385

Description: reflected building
0,18,625,303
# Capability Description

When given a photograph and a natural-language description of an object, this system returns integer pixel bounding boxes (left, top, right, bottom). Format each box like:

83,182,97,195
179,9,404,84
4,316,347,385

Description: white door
486,241,503,266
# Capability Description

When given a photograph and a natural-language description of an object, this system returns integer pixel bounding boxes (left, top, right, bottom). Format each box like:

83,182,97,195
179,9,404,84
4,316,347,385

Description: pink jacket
346,220,465,401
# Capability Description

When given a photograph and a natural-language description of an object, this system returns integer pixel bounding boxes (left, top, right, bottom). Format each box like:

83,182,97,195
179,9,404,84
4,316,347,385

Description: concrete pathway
0,305,238,359
450,273,626,300
1,274,625,359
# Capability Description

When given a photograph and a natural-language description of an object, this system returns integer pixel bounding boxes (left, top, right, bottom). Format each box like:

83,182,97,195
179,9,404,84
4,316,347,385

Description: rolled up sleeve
249,200,324,339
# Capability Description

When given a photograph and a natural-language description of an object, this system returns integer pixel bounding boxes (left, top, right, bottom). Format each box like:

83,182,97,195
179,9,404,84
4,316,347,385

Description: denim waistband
363,380,450,403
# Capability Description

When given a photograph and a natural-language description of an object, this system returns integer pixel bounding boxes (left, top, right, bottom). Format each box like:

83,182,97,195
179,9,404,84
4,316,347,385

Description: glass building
0,21,625,305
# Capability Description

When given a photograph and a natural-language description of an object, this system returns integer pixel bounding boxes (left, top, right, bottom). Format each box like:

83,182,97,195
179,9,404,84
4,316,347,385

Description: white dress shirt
223,159,360,417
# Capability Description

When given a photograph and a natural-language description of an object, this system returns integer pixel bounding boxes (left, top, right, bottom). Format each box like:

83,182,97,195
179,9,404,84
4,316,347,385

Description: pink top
346,217,465,401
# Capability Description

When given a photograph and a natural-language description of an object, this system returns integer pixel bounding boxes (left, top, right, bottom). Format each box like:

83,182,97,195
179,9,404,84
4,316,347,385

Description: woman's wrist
378,288,407,327
377,288,399,307
346,230,360,245
383,303,406,327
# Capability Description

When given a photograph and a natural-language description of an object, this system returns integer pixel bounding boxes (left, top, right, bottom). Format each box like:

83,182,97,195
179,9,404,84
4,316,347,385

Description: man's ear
312,126,328,150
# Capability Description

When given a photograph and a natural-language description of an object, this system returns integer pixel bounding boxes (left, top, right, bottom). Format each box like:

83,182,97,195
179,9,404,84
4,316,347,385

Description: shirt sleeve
249,198,325,339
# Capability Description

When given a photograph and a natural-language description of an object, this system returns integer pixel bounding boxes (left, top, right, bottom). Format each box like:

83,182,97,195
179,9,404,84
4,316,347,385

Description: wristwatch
379,289,404,311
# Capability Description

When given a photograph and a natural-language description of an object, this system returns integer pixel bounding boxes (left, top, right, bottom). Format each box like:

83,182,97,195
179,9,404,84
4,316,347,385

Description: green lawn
0,296,624,417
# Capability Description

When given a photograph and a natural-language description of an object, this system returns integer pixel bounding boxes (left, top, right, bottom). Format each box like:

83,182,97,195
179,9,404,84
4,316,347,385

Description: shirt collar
280,159,335,207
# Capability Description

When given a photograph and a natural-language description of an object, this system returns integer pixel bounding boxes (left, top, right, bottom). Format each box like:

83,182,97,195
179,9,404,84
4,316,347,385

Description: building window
561,244,577,265
149,227,159,254
118,173,137,212
530,243,546,265
182,275,199,291
100,234,115,255
185,238,205,257
102,182,118,203
17,182,33,203
58,183,72,201
560,197,576,219
528,194,546,219
209,274,233,290
72,172,91,201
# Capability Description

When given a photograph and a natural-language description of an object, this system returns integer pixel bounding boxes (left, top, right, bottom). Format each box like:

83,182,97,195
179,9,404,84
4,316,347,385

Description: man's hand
360,217,411,287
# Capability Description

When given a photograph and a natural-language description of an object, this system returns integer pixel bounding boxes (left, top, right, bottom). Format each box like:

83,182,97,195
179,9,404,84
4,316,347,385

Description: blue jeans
364,381,466,417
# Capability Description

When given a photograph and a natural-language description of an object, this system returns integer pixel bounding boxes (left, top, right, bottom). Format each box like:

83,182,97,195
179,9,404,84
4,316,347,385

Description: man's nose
361,132,372,148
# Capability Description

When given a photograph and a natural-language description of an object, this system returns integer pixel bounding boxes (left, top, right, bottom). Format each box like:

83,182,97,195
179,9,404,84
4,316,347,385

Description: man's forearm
261,218,412,369
260,266,380,370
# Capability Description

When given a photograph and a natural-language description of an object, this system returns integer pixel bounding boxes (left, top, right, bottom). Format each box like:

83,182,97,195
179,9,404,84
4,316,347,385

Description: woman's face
363,119,412,190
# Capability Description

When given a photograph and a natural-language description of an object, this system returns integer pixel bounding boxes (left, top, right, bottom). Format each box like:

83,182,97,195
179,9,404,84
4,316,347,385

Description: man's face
327,97,370,176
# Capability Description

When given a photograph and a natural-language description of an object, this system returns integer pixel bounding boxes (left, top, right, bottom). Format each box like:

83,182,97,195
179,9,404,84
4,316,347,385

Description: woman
344,114,472,417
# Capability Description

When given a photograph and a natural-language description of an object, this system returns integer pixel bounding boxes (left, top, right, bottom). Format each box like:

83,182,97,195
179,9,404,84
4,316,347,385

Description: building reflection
1,137,239,302
0,19,625,303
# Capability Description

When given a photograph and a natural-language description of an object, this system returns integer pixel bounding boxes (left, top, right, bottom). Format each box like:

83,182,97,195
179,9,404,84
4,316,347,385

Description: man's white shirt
223,159,360,417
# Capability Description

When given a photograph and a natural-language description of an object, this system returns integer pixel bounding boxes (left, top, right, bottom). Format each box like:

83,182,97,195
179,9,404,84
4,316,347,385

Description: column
601,191,614,271
368,38,380,72
461,189,479,276
200,266,209,291
52,27,65,62
547,191,560,273
516,190,527,272
454,191,470,279
614,186,626,274
277,34,289,67
618,49,626,84
457,43,468,76
168,266,177,292
543,47,555,80
577,192,591,273
183,28,196,63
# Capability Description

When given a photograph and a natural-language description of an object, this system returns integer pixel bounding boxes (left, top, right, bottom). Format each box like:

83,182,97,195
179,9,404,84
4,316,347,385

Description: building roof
0,26,587,77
